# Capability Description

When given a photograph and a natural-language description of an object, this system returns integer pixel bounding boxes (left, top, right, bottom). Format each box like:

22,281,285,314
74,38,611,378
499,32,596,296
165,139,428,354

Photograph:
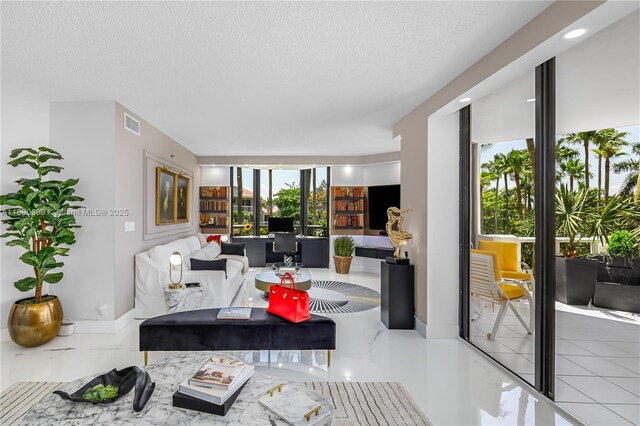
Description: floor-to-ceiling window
461,9,640,424
553,11,639,424
305,167,329,237
467,69,537,385
232,167,256,236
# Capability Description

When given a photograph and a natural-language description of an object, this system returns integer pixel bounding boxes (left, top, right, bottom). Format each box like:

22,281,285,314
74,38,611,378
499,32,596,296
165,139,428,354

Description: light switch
124,222,136,232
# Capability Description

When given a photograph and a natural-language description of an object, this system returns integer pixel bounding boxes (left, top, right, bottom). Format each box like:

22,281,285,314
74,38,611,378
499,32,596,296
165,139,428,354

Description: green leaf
10,148,37,158
38,146,63,157
20,251,40,267
38,153,63,163
6,240,30,250
14,277,38,292
43,272,63,283
38,165,63,176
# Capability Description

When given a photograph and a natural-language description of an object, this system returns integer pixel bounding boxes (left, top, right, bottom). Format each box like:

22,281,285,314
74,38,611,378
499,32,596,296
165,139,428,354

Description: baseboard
73,308,136,334
414,316,427,337
425,324,459,339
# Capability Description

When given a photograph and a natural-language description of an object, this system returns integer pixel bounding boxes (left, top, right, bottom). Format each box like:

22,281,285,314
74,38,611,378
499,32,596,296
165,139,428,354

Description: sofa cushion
149,239,191,267
194,233,208,248
186,242,222,269
221,242,245,256
190,258,227,278
184,236,202,253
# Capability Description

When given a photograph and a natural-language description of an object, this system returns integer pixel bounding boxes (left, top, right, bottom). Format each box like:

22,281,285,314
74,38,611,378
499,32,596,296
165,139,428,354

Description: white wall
426,113,460,338
201,166,231,186
0,93,51,333
331,165,363,186
50,102,118,321
363,162,401,186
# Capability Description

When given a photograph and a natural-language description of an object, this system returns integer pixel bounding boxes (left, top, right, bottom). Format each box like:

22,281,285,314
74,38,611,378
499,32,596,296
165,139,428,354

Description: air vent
124,112,140,136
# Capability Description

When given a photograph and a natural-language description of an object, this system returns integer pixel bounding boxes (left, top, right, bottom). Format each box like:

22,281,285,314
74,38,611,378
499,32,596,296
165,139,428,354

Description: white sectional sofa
135,234,248,318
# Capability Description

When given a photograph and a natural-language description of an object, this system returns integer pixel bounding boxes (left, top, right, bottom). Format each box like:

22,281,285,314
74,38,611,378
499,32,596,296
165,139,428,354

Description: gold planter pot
8,296,63,347
334,255,353,274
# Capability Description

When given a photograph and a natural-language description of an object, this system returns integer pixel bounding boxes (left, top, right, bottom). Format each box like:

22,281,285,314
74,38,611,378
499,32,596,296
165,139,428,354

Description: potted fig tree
333,236,355,274
0,147,83,347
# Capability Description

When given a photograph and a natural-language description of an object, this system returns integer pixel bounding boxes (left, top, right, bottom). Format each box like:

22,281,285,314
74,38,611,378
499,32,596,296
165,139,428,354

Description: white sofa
135,234,248,318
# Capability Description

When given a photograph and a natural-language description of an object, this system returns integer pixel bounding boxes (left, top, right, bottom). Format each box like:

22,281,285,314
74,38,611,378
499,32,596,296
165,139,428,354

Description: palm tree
506,150,528,219
613,142,640,199
561,159,586,192
483,158,501,233
593,129,629,202
561,131,597,189
494,153,511,233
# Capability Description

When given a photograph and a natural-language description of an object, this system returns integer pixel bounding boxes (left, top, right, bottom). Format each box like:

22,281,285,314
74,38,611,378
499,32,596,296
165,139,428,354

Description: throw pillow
221,242,245,256
207,235,222,245
190,258,227,278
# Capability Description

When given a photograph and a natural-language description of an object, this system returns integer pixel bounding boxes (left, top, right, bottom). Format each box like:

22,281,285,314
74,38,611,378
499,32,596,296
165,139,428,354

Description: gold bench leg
328,350,331,368
144,351,148,366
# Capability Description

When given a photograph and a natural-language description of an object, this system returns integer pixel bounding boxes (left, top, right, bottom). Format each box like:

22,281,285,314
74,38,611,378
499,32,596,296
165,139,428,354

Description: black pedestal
381,261,415,329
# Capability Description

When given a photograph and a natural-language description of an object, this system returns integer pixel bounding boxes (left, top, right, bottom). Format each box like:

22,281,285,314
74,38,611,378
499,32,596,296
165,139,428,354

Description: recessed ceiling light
563,29,586,39
526,98,535,103
459,97,471,103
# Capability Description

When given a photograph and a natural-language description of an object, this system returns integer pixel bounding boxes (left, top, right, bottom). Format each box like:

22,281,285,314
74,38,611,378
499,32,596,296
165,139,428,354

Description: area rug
1,380,431,426
306,381,432,425
307,280,381,314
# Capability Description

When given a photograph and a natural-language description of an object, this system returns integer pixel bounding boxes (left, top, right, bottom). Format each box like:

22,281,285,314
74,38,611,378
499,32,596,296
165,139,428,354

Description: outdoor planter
593,281,640,314
555,257,598,305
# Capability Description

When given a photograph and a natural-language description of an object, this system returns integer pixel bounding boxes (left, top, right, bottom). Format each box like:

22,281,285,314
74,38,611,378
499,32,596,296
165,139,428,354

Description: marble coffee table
22,352,334,425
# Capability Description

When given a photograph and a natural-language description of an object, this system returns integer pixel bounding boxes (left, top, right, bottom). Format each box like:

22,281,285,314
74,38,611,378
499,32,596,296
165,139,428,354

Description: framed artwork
176,175,190,223
156,168,176,225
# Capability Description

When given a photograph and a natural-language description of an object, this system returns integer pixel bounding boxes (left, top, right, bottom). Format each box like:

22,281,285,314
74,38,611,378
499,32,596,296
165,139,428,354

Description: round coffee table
22,352,334,425
255,268,312,292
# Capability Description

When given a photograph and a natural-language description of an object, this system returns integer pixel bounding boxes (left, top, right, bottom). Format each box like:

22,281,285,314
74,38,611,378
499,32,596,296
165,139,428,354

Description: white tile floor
471,297,640,425
1,269,580,425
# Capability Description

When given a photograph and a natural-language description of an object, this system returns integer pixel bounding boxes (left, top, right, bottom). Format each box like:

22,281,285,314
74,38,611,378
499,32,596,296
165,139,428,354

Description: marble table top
22,352,334,425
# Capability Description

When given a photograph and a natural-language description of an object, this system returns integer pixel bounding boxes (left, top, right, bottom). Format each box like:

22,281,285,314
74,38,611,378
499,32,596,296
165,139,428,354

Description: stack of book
172,355,254,416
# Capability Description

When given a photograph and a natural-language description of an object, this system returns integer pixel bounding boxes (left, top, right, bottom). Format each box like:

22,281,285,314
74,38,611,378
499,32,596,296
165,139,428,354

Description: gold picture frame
156,168,177,225
176,174,190,223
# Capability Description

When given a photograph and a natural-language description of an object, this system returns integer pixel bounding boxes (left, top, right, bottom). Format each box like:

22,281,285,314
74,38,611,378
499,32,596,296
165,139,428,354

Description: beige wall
395,1,604,327
114,103,199,318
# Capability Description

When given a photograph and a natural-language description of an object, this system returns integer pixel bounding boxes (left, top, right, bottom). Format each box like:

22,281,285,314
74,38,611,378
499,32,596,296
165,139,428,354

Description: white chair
470,249,534,340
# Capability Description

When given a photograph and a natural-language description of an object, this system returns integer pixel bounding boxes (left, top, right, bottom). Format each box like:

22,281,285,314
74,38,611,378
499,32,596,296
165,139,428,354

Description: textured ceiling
2,1,551,156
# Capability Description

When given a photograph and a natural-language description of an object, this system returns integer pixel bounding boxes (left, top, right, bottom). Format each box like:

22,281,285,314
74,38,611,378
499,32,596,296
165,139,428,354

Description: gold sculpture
386,207,413,259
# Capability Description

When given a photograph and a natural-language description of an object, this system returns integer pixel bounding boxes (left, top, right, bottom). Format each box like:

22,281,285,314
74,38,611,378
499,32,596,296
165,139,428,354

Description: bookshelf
199,186,230,233
331,186,365,235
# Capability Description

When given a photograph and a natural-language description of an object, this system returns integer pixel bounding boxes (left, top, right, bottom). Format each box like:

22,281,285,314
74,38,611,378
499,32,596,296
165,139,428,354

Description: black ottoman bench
139,308,336,366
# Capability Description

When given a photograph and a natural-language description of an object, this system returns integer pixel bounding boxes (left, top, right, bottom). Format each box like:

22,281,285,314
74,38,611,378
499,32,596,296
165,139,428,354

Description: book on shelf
332,187,363,198
259,384,330,426
179,364,254,404
334,199,363,211
334,215,360,227
200,199,228,211
200,186,228,198
217,307,252,320
189,356,250,389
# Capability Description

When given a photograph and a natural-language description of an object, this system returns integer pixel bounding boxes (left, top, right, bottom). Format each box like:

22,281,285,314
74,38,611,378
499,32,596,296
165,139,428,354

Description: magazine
189,356,248,388
217,307,252,320
179,365,254,404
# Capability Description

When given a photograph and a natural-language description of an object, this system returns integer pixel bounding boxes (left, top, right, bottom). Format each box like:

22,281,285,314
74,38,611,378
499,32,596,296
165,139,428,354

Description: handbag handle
280,272,297,290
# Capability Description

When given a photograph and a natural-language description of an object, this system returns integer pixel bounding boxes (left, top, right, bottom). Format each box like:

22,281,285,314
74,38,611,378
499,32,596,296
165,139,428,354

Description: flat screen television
268,217,294,233
367,184,401,231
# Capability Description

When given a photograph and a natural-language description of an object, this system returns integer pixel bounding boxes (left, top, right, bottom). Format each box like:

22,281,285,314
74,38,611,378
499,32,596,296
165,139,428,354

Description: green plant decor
0,147,84,304
334,236,355,257
607,230,639,258
555,185,595,258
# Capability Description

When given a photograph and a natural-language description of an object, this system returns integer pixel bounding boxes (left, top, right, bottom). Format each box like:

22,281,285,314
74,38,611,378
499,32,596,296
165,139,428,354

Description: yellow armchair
477,240,533,283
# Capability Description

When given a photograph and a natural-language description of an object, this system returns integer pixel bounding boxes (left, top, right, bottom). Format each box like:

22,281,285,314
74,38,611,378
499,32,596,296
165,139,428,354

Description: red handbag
266,272,311,323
